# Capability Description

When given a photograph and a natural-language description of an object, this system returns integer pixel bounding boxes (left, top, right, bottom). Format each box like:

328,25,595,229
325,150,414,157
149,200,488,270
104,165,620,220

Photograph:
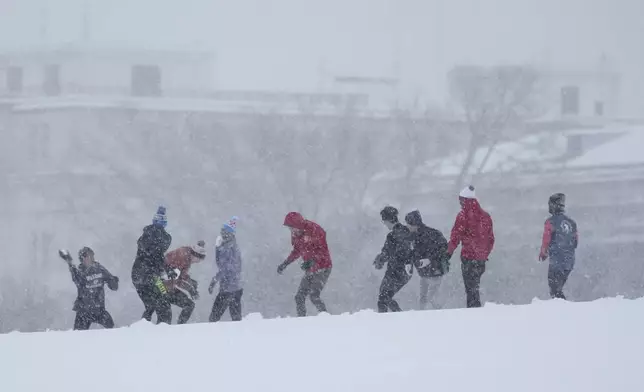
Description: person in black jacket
374,206,413,313
131,206,173,324
405,210,449,310
61,247,119,330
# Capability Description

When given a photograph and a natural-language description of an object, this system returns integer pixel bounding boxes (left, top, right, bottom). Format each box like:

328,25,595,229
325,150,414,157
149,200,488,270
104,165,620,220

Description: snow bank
2,298,643,392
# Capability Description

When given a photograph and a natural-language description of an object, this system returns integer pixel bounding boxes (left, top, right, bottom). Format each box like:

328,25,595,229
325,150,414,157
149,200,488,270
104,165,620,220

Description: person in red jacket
277,212,332,317
447,185,495,308
164,240,206,324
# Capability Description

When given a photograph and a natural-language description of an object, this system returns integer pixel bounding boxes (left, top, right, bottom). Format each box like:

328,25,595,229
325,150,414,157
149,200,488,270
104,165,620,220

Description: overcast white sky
0,0,643,111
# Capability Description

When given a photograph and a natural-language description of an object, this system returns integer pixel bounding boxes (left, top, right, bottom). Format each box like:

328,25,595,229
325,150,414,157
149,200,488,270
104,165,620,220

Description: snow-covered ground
2,298,642,391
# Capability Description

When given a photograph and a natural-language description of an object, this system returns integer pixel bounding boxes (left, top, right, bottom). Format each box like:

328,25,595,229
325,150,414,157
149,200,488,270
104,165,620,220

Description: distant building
0,44,216,98
447,58,622,122
540,56,621,120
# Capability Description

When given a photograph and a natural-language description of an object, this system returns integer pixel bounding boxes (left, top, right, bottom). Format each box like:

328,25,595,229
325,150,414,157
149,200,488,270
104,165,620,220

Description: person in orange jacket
164,240,206,324
277,212,332,317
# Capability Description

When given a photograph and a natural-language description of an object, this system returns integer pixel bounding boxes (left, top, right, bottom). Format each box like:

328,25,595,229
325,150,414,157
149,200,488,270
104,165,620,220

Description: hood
404,210,423,226
284,212,306,229
391,222,411,242
461,198,482,213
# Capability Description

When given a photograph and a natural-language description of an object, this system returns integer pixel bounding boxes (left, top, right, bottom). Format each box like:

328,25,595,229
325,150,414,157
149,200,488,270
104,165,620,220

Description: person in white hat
163,240,207,324
446,185,495,308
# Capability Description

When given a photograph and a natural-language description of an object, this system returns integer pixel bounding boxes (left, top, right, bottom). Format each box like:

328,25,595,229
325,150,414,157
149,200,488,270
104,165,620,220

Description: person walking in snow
446,186,495,308
277,212,332,317
539,193,578,300
60,247,119,330
208,217,243,322
131,206,173,324
374,206,414,313
165,240,206,324
405,210,450,310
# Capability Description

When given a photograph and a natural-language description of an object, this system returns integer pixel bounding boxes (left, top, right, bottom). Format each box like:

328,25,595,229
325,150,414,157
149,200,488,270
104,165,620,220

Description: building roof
566,126,644,168
0,43,215,66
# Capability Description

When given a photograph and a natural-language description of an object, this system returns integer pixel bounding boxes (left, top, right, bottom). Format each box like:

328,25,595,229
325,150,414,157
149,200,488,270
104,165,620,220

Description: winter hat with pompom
152,206,167,228
190,240,206,259
459,185,476,199
222,216,239,233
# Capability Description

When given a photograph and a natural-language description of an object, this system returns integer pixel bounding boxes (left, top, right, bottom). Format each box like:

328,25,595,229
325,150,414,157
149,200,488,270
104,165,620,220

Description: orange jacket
165,247,196,291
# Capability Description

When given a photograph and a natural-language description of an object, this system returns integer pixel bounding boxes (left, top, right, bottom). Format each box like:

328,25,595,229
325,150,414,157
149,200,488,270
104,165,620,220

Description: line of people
60,185,579,330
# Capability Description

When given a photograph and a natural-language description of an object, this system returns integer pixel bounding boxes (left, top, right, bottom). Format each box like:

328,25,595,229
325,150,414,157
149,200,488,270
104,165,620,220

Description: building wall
539,70,620,120
0,49,215,97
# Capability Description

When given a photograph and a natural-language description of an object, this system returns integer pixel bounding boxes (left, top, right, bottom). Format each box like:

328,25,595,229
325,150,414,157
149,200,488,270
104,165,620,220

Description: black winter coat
131,224,172,285
411,225,449,277
375,223,414,279
70,262,119,312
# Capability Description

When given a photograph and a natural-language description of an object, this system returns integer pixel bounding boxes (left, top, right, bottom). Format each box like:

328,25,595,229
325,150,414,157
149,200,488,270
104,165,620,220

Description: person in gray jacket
208,217,243,322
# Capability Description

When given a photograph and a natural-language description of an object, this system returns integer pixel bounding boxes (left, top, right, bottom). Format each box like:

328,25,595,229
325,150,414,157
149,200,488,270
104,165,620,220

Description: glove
208,277,217,294
445,252,453,261
373,254,384,270
539,253,548,262
154,276,168,295
167,269,178,280
301,260,314,271
277,262,289,275
190,290,200,300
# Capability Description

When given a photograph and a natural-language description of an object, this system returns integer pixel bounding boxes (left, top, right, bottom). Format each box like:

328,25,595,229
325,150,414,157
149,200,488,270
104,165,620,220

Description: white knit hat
459,185,476,199
191,240,206,257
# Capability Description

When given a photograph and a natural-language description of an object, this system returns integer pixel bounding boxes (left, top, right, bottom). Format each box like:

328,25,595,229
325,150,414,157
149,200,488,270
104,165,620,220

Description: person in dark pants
209,217,244,322
278,212,333,317
539,193,578,300
461,261,486,308
131,206,173,324
209,290,244,322
374,206,414,313
405,210,450,310
165,241,206,324
447,186,495,308
60,247,119,330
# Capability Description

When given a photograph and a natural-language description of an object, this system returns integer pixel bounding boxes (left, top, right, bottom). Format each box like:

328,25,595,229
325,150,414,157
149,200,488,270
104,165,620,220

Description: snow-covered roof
0,95,449,120
372,131,569,183
373,122,644,184
566,127,644,168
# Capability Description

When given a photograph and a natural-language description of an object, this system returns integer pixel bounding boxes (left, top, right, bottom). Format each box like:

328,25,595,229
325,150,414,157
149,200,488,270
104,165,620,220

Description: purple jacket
215,236,242,292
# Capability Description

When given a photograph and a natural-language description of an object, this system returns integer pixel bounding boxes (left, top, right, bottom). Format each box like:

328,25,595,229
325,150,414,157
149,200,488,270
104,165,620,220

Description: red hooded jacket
447,198,495,261
283,212,333,273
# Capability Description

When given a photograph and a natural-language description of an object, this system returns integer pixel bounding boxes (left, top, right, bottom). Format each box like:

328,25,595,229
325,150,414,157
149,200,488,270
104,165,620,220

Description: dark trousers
548,265,572,300
461,260,486,308
74,309,114,330
210,289,243,322
295,268,331,317
135,282,172,324
168,290,195,324
378,271,411,313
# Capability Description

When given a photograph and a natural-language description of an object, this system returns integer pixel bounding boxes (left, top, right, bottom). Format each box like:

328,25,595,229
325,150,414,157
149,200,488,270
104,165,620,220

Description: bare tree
390,107,460,211
448,64,541,192
250,104,386,221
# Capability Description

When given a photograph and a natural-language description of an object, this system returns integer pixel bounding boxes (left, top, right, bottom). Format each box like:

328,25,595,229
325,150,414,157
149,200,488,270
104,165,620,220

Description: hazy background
1,0,643,112
0,0,643,332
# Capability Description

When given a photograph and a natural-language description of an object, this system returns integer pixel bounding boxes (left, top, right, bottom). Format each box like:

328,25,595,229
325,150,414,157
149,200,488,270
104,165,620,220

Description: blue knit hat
222,216,238,233
152,206,167,228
